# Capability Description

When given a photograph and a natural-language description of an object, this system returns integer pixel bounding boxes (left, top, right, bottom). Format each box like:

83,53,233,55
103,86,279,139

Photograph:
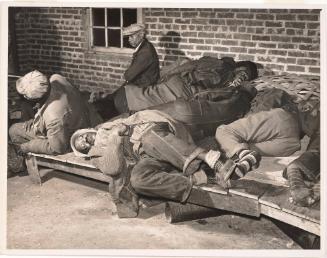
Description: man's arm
20,114,71,155
124,45,155,83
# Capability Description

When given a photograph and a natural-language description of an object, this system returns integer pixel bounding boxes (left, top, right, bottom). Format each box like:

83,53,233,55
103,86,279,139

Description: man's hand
88,92,102,103
113,124,130,136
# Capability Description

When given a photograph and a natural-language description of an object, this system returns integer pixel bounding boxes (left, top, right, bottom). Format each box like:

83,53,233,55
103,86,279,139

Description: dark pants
292,130,320,181
130,123,203,202
150,89,252,141
92,87,129,121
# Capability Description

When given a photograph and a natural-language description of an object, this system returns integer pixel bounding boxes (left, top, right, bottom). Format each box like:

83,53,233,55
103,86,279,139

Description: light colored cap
70,128,98,157
122,23,145,36
16,70,49,100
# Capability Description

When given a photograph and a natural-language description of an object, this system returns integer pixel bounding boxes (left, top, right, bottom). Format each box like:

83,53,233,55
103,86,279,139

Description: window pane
92,8,105,26
123,8,137,27
123,37,133,48
107,8,120,27
93,28,105,46
108,29,121,47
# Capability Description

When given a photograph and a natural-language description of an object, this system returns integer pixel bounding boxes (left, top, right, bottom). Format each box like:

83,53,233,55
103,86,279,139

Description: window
89,8,142,50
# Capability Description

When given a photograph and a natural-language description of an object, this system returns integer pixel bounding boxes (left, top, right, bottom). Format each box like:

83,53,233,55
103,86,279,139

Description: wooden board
196,183,228,195
35,155,110,183
243,156,299,187
27,152,320,236
32,152,96,168
260,204,320,236
259,185,320,223
229,179,274,200
188,187,260,217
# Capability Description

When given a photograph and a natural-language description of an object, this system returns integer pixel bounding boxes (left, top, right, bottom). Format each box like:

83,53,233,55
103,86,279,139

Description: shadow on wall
256,62,276,77
159,31,187,67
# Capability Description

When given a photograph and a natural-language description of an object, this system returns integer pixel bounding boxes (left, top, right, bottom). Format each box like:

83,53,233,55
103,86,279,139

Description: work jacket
21,74,102,154
124,38,160,87
75,110,192,218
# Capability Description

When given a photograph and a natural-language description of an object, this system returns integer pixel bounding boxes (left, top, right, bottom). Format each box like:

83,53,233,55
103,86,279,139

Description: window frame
87,7,143,54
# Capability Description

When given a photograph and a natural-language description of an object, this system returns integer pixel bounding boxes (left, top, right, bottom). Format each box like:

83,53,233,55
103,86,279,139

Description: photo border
1,1,326,257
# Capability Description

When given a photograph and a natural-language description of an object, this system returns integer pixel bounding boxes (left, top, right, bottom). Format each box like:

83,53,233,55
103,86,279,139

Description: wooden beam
25,155,42,185
35,157,110,183
188,187,260,217
260,204,320,236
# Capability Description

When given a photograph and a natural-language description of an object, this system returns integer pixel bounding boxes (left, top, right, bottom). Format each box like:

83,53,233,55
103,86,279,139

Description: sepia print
3,2,325,256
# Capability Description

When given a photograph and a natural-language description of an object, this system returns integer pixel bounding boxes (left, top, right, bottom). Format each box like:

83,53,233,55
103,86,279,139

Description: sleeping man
215,95,320,206
70,105,258,218
90,57,258,120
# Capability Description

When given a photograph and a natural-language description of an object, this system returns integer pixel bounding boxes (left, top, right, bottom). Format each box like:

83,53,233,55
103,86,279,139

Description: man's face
128,31,144,48
74,132,96,154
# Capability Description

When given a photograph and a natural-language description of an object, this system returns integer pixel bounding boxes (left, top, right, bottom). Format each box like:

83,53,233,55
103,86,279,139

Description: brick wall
146,8,320,75
14,7,129,94
12,7,320,95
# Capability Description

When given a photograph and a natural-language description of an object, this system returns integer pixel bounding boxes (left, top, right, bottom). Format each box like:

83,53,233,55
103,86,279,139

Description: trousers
9,119,38,144
130,123,203,203
151,89,252,141
216,108,301,157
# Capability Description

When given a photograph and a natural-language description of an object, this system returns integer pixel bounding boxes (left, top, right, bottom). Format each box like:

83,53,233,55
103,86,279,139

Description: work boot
7,143,26,177
203,150,234,188
286,164,316,207
214,158,237,189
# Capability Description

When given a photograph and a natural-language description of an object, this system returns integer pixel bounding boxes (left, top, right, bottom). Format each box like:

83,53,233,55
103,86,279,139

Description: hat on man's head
16,70,49,100
122,23,145,36
70,128,98,157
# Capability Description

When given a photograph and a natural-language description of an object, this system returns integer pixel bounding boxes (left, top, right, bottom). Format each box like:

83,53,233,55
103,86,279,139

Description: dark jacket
124,38,160,87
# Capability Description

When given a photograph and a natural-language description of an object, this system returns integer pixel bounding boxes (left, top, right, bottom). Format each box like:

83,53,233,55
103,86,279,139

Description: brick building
10,7,321,94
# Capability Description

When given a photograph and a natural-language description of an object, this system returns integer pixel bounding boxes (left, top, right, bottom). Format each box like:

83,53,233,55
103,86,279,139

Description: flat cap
122,23,145,36
70,128,98,157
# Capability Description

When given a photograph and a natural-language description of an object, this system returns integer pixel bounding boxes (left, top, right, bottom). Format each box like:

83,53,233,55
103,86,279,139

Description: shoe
214,159,237,189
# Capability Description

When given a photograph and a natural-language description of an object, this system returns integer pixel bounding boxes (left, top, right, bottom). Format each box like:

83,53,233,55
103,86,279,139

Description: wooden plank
260,204,320,236
259,185,320,223
229,179,273,200
25,155,42,185
243,156,298,187
30,152,320,236
36,157,110,183
188,187,260,217
196,184,228,195
31,152,96,169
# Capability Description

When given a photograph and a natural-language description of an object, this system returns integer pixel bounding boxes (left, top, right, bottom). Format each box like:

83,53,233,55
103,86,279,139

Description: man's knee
9,123,23,142
215,125,228,142
130,158,160,192
130,160,148,191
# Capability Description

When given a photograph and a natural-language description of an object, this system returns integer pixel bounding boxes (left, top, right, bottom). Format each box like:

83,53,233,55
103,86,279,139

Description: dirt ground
6,169,301,250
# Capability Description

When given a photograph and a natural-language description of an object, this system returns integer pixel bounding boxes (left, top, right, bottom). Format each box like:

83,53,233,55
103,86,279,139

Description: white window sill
85,46,134,61
90,46,133,54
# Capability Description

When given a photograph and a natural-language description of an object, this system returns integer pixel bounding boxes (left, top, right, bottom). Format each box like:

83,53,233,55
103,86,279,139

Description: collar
133,39,145,54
